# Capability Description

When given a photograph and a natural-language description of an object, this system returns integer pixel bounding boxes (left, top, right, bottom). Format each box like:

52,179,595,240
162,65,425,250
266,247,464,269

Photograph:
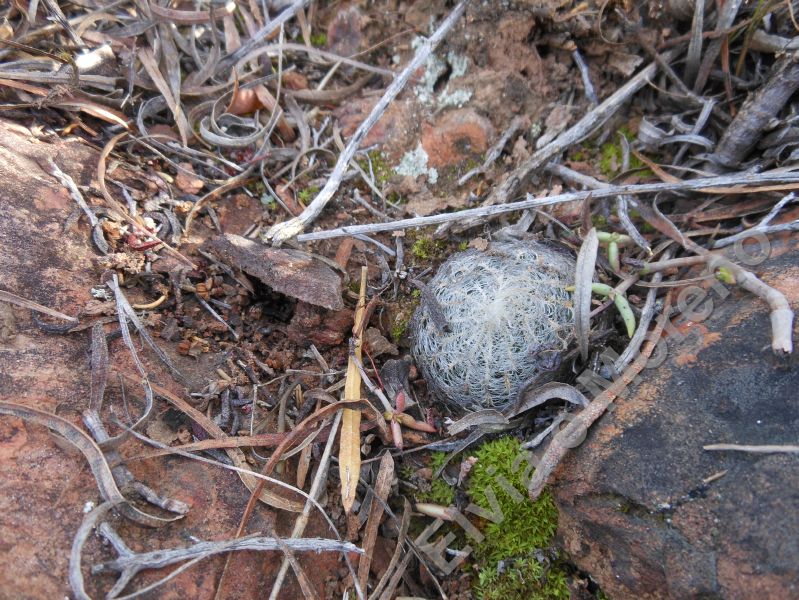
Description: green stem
590,283,636,338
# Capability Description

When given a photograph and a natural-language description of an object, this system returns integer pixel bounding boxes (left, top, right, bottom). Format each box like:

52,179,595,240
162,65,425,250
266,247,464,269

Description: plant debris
2,0,799,598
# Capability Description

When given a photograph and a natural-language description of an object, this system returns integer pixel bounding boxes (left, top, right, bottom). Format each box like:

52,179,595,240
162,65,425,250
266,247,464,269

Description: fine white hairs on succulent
411,241,575,411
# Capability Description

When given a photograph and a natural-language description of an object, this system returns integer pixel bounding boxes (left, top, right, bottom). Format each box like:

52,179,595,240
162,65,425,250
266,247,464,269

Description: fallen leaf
175,162,204,194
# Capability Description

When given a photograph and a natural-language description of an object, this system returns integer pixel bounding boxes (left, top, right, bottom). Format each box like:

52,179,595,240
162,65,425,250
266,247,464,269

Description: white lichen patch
447,51,469,78
412,37,472,109
395,142,438,183
438,87,473,108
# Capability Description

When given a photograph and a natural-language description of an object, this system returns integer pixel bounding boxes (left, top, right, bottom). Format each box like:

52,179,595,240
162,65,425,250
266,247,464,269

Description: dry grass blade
149,2,235,24
0,289,78,322
118,373,303,512
358,452,395,593
0,402,180,528
512,382,590,417
683,0,705,86
340,267,368,514
575,227,599,362
69,501,119,600
216,399,370,599
138,47,190,146
369,498,411,600
214,0,309,75
89,323,109,412
110,275,185,383
446,409,509,435
268,410,346,600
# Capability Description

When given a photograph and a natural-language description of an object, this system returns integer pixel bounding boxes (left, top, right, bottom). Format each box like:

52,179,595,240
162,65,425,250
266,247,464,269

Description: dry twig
265,0,470,245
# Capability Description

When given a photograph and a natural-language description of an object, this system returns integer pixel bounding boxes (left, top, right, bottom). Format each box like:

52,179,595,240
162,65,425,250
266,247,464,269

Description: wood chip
204,234,344,310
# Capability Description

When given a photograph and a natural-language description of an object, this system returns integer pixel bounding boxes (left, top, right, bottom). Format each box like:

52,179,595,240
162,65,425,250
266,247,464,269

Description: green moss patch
466,437,569,600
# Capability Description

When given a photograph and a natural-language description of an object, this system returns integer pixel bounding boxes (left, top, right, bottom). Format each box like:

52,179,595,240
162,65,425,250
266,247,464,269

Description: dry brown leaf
357,452,394,592
282,71,309,90
340,267,368,514
226,80,295,141
174,162,204,194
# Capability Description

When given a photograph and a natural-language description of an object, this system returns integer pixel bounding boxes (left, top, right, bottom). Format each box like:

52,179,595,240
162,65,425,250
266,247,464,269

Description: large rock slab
0,120,333,599
553,240,799,599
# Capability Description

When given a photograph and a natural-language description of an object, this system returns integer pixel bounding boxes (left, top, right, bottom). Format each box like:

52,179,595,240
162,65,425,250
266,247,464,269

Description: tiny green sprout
391,315,410,343
715,267,736,284
596,231,633,246
607,240,620,272
310,32,327,47
297,185,319,204
458,241,469,251
567,282,636,338
594,232,634,272
411,289,422,299
591,283,636,338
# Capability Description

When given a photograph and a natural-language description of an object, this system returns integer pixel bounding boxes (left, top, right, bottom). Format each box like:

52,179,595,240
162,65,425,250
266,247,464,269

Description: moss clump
475,557,570,600
467,437,569,600
358,150,393,186
598,126,645,179
391,315,409,343
418,452,455,505
411,236,445,261
592,214,608,229
310,32,327,47
297,185,319,205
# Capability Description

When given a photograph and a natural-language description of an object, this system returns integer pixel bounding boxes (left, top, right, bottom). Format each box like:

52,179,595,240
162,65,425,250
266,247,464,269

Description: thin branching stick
91,522,362,599
296,170,799,241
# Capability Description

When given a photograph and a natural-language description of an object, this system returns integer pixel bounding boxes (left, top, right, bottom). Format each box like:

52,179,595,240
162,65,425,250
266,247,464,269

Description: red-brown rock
420,108,494,169
553,241,799,599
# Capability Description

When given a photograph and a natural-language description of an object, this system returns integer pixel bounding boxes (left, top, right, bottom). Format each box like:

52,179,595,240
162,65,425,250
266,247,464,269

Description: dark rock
553,242,799,599
204,234,344,310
